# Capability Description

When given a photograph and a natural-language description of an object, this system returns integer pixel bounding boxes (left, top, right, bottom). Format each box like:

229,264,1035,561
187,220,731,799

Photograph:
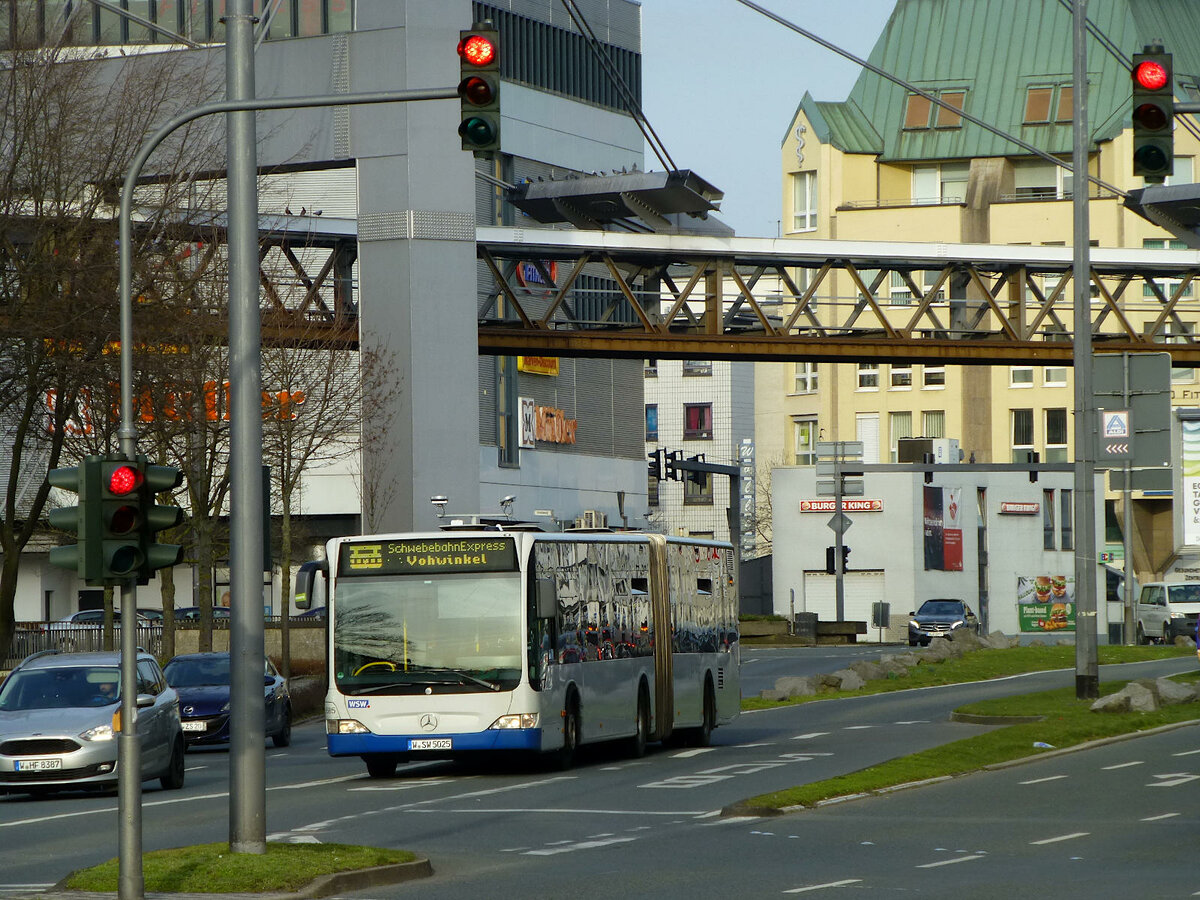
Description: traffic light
1132,45,1174,181
664,450,682,482
825,546,836,575
47,456,102,582
648,448,664,481
138,461,184,584
98,456,145,582
458,24,500,155
841,545,851,572
686,454,706,487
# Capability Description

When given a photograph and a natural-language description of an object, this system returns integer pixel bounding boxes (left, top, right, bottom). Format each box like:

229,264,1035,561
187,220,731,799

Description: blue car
162,652,291,748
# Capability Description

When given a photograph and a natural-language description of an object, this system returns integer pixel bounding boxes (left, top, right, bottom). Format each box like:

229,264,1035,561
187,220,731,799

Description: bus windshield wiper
405,665,501,692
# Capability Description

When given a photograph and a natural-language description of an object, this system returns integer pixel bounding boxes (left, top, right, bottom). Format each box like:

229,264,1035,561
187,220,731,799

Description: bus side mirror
535,578,557,619
294,560,327,611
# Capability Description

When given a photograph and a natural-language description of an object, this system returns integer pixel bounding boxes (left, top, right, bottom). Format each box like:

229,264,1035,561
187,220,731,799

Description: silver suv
0,650,185,796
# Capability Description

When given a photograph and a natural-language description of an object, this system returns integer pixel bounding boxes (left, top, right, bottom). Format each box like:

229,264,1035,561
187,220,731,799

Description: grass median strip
737,647,1200,813
63,842,416,893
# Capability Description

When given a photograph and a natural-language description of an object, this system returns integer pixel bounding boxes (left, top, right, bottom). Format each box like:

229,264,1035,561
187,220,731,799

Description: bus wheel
555,696,580,770
693,681,715,748
627,683,649,759
364,755,397,778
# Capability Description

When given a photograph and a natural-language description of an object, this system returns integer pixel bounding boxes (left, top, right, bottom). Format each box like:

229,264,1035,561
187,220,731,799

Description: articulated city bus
296,529,739,776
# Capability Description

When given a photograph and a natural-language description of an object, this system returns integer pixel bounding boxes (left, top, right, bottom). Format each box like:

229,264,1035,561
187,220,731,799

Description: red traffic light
459,74,495,107
1134,59,1169,91
458,33,496,67
107,464,142,496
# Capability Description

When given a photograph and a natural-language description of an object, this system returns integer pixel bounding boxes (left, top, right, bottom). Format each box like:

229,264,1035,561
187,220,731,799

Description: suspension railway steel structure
21,215,1200,365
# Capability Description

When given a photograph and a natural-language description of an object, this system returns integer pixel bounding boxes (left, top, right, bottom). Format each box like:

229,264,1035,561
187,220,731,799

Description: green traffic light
459,116,497,147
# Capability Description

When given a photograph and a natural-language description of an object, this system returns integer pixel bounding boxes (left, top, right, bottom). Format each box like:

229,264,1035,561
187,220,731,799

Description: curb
39,858,433,900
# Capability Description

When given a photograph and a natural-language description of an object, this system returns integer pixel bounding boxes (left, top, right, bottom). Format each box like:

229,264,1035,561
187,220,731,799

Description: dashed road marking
524,836,637,856
1142,813,1181,822
916,854,987,868
1019,775,1068,785
1030,832,1089,845
782,878,863,892
1101,761,1143,770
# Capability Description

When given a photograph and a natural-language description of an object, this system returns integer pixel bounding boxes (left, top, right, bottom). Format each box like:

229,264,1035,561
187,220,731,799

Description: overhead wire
559,0,677,172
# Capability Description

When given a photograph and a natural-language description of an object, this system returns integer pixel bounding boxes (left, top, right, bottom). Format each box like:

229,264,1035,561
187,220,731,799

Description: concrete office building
1,0,650,618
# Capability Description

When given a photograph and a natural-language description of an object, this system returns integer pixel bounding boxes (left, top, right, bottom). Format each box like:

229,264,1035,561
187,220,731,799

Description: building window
1043,489,1056,550
912,162,969,204
1010,366,1035,387
1012,158,1070,200
793,361,818,394
643,360,658,378
682,360,712,376
923,410,945,438
1012,409,1034,462
648,474,659,507
1044,366,1068,387
904,89,967,129
889,411,913,462
645,404,658,442
683,403,712,440
793,418,818,466
857,363,879,390
923,366,946,388
1060,489,1074,550
792,171,818,232
1024,84,1072,124
890,365,913,389
1045,408,1068,462
497,356,519,468
684,473,714,506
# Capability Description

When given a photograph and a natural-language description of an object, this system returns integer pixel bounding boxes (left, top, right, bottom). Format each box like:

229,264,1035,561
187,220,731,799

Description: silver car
0,650,185,795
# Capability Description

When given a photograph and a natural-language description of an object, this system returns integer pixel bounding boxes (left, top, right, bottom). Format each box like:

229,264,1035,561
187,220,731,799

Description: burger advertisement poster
1016,574,1075,632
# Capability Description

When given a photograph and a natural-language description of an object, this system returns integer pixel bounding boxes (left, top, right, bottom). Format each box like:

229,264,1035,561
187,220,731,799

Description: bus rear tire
627,683,649,759
364,754,398,778
693,680,715,748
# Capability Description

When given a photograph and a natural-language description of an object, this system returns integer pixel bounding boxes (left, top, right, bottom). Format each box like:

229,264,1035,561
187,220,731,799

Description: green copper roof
808,0,1200,161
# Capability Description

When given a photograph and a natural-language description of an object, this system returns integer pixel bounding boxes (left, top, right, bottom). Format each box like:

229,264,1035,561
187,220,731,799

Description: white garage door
801,571,899,643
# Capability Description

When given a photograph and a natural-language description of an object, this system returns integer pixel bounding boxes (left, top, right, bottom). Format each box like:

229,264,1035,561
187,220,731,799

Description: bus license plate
15,758,62,771
409,738,452,751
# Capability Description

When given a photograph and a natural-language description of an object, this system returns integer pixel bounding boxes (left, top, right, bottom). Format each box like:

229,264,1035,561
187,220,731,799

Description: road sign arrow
1149,773,1200,787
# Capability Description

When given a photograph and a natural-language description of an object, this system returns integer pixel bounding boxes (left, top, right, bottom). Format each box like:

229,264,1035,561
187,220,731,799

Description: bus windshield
332,571,523,694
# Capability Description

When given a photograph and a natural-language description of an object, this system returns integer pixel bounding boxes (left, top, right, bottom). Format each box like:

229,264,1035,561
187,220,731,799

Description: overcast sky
640,0,896,237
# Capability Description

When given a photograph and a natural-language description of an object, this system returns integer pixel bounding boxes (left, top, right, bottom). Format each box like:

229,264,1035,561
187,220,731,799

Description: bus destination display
338,537,517,576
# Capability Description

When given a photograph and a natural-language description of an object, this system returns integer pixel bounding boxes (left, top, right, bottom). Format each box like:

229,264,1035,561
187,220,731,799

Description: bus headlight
489,714,538,730
328,719,372,734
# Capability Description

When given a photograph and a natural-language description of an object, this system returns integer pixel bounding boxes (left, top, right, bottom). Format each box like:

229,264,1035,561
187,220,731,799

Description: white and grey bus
296,529,739,776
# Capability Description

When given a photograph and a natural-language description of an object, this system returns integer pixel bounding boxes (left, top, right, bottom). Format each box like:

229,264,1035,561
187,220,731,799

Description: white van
1132,582,1200,644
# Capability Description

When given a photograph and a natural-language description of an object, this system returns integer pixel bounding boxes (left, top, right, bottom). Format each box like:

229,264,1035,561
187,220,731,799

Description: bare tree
0,38,227,657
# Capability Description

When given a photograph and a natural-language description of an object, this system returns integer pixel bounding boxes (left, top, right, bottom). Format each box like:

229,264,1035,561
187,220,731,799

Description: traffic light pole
115,11,457,875
116,578,141,900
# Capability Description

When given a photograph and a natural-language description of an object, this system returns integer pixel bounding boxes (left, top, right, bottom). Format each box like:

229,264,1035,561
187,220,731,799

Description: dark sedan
162,652,291,748
908,599,980,646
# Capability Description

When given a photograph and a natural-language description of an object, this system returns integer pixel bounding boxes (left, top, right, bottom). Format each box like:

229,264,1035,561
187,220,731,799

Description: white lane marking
894,720,929,725
1030,832,1089,845
792,733,830,740
349,780,454,792
1172,748,1200,756
916,854,987,868
736,742,777,748
1101,761,1143,770
671,748,715,758
524,836,637,856
1149,773,1200,787
1019,775,1068,785
706,816,760,825
276,774,366,790
1142,813,1181,822
843,726,874,731
782,878,864,893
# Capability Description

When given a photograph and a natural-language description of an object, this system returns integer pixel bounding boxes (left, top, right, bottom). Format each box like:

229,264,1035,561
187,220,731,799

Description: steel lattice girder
475,226,1200,365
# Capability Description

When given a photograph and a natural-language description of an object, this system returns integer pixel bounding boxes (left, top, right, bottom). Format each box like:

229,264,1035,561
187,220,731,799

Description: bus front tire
554,696,580,770
364,754,398,778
